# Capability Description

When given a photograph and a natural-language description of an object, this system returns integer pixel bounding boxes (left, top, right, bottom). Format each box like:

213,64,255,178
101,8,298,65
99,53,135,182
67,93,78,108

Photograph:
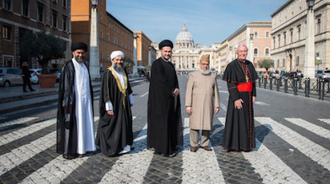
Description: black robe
95,68,133,156
222,59,258,151
147,58,183,156
56,60,94,158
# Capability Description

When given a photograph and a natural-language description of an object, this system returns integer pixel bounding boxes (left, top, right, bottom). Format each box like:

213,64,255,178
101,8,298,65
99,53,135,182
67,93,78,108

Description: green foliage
123,57,135,69
20,31,65,74
315,59,322,65
258,58,274,71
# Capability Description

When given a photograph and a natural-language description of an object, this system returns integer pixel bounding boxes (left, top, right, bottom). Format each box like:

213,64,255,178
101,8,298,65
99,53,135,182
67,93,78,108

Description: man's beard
200,68,211,75
74,56,84,63
113,63,123,72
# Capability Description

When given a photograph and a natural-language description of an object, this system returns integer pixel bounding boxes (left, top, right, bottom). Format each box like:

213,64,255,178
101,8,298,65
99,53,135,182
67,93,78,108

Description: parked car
297,71,304,78
289,71,298,78
315,70,330,81
29,69,42,84
50,69,61,82
0,68,23,87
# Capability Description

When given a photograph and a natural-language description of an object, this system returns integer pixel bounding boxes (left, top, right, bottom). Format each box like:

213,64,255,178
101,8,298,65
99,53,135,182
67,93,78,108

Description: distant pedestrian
185,55,220,152
21,62,35,92
96,51,134,156
147,39,183,157
222,44,258,152
56,42,96,159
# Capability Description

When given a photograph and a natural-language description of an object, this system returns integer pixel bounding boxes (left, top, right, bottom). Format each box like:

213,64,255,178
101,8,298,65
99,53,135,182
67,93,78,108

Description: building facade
133,31,152,67
271,0,330,73
71,0,134,71
0,0,71,69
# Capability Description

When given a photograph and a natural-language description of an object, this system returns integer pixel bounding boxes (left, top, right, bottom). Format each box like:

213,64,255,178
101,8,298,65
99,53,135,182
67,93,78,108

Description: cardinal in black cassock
222,44,258,152
95,51,134,156
147,40,183,157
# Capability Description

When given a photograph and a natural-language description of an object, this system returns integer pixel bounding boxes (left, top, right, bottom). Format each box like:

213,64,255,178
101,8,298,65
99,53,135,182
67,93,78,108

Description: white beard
199,69,211,75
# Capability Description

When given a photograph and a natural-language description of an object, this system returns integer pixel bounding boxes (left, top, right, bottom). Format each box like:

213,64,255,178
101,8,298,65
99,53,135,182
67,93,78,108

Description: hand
186,107,192,115
214,107,219,114
107,110,114,116
253,96,256,104
173,88,180,96
234,99,244,109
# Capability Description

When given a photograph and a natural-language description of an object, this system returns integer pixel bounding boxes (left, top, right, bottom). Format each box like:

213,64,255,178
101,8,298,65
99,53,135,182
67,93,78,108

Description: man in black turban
147,39,183,157
57,41,96,159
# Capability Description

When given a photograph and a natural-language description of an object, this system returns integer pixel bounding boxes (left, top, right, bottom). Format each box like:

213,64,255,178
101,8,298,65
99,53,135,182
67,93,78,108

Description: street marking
0,119,55,146
219,90,228,94
285,118,330,140
220,102,227,112
130,80,145,83
182,118,225,183
218,118,307,184
0,131,56,176
0,117,38,129
255,101,270,106
140,92,149,98
255,117,330,171
319,119,330,125
99,123,153,184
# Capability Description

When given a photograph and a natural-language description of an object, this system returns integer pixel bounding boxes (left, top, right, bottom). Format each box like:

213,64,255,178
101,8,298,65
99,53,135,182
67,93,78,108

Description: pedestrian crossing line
182,118,226,183
285,118,330,140
0,119,56,147
220,102,227,112
255,117,330,171
0,131,56,176
218,118,307,184
140,92,148,98
99,124,153,184
319,119,330,125
0,117,38,129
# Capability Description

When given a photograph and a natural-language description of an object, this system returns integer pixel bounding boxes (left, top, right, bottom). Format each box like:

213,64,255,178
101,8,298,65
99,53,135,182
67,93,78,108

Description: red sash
237,82,252,92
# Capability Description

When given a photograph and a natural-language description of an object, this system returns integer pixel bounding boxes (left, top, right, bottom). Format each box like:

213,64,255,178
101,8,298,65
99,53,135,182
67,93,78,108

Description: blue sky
106,0,288,46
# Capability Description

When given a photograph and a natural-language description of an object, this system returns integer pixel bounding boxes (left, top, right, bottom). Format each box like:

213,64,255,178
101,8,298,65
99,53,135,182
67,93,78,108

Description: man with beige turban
185,55,220,152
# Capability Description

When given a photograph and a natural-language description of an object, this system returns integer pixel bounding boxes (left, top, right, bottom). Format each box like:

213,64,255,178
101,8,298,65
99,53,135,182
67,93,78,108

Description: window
3,0,12,11
277,60,280,67
100,29,103,38
108,21,110,27
107,33,110,41
2,26,12,40
52,10,58,28
52,0,58,3
63,0,67,8
283,32,286,45
278,35,281,47
297,25,301,40
62,16,67,31
3,56,13,67
283,59,285,67
266,31,270,38
100,52,103,59
296,56,299,66
254,48,258,57
100,13,103,19
317,18,321,34
273,37,276,49
290,29,293,43
265,48,270,57
100,0,103,5
254,31,258,38
37,3,44,22
107,51,110,61
22,0,29,17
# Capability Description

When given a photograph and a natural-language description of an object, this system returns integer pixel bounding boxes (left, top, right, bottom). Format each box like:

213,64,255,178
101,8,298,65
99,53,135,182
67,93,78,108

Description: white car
29,69,42,84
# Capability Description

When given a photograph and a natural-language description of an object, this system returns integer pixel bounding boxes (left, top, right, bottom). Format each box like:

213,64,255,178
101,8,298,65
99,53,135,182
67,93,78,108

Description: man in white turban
95,50,134,156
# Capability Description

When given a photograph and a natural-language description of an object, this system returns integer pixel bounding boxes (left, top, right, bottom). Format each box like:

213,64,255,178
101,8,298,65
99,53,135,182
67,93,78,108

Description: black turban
71,42,88,52
158,39,173,49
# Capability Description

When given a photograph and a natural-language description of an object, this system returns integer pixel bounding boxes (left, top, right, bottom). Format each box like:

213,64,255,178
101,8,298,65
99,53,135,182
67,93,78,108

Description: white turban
111,51,125,60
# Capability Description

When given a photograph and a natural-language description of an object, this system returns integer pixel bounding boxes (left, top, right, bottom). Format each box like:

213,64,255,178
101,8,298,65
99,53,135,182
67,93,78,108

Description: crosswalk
0,115,330,183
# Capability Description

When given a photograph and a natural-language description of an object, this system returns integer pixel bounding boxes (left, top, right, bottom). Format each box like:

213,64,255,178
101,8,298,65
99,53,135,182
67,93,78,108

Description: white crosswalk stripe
0,117,38,129
0,119,55,146
218,118,306,184
319,119,330,125
220,102,227,112
255,117,330,171
285,118,330,140
182,118,225,183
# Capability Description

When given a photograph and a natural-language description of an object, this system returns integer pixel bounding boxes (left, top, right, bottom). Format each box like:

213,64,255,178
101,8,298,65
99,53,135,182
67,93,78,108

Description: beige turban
200,55,210,62
111,51,125,60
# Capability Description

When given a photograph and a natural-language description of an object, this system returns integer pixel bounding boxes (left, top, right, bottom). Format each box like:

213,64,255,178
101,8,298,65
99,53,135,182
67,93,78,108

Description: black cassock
96,68,133,156
147,58,183,156
222,59,258,151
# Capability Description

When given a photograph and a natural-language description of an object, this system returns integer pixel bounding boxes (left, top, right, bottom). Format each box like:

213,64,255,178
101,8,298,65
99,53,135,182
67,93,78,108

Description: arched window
254,48,258,57
265,48,270,56
254,31,258,38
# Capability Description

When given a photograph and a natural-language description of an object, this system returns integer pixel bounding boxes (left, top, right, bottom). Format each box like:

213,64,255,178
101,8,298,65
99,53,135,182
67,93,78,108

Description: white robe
72,58,96,154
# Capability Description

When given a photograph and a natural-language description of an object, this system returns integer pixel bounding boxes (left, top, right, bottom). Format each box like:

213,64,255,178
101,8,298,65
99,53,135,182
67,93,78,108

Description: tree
123,57,135,73
258,58,274,72
20,31,65,74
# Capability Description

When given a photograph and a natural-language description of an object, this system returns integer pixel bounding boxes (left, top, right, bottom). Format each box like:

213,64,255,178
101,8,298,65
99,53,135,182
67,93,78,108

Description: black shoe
63,154,75,160
30,89,35,92
23,90,28,92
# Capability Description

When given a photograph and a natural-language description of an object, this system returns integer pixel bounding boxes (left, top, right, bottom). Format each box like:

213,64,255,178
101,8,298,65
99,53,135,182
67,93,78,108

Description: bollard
294,78,298,95
299,78,302,89
322,79,325,101
258,77,261,87
280,76,283,86
305,78,310,97
276,77,280,91
270,77,273,90
264,76,267,89
284,77,288,93
318,78,322,100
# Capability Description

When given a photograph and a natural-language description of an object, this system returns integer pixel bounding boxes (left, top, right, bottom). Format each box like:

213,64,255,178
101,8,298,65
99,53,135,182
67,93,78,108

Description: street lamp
89,0,100,80
133,34,138,76
304,0,316,78
249,33,254,62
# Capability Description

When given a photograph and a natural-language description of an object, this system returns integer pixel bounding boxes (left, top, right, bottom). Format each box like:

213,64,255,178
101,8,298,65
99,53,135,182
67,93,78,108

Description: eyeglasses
200,63,209,66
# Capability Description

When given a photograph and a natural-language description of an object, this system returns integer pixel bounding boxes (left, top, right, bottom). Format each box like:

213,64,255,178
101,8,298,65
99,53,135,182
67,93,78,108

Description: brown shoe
201,146,212,151
190,146,197,152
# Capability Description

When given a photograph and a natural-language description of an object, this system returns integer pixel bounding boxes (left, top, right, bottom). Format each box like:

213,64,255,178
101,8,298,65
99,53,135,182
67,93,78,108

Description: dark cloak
147,57,183,156
95,68,133,156
222,59,258,151
56,60,94,158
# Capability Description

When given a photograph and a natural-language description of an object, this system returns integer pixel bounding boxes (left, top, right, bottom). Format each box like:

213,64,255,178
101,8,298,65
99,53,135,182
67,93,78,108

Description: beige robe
185,71,220,130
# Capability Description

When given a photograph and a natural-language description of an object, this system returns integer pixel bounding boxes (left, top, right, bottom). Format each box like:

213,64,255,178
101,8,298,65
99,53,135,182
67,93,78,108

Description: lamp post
304,0,316,78
249,33,254,63
89,0,100,80
316,56,322,70
148,46,151,66
229,46,232,61
133,34,138,76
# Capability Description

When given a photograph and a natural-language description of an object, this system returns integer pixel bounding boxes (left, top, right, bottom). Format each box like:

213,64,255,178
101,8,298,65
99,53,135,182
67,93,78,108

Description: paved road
0,75,330,183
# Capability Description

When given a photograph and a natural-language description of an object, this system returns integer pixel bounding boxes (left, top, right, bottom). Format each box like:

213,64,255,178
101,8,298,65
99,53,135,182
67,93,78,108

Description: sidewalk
0,77,145,114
